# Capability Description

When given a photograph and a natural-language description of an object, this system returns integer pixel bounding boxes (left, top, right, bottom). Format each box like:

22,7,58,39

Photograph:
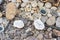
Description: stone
51,6,57,10
47,13,52,17
24,36,39,40
0,0,3,4
46,16,55,25
0,12,2,17
0,18,3,23
11,0,16,2
31,1,37,7
56,17,60,27
57,9,60,16
22,0,29,3
0,25,4,33
37,33,43,40
6,2,17,20
33,19,45,30
16,0,21,3
13,20,24,28
38,2,44,9
21,3,27,7
45,2,52,8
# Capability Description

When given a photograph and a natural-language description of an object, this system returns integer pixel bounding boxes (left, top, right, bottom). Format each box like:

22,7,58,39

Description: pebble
11,0,16,2
22,0,29,3
0,12,2,17
0,25,4,33
57,9,60,16
6,2,17,20
41,0,48,2
46,16,56,25
45,2,52,8
0,18,3,23
24,36,39,40
47,13,52,17
0,0,3,4
37,33,43,40
13,20,24,28
31,1,37,7
33,19,45,30
16,0,21,3
21,3,27,7
51,6,57,10
37,2,44,9
56,17,60,27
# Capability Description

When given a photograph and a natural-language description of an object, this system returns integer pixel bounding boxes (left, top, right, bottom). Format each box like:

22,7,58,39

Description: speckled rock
33,19,45,30
56,17,60,27
46,16,56,25
6,2,17,20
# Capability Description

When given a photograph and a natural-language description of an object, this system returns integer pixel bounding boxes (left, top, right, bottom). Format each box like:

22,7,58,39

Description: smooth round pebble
56,17,60,27
45,2,52,8
13,20,24,28
46,16,55,25
33,19,45,30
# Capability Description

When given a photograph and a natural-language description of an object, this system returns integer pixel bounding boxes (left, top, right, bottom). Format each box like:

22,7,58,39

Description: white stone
22,0,29,3
51,6,57,10
47,13,52,17
56,17,60,27
0,18,3,23
38,2,44,9
0,0,2,4
21,3,27,7
16,3,20,7
45,2,52,8
33,19,45,30
11,0,16,2
31,1,37,7
13,20,24,28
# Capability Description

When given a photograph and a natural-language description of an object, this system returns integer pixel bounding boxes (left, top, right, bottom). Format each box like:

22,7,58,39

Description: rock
45,2,52,8
16,0,21,3
22,0,29,3
0,25,4,33
0,0,3,4
0,12,2,17
11,0,16,2
57,9,60,16
33,19,45,30
46,16,56,25
37,33,43,40
31,1,37,7
56,17,60,27
13,20,24,28
41,16,48,23
24,36,39,40
21,3,27,7
0,18,3,23
6,2,17,20
51,6,57,10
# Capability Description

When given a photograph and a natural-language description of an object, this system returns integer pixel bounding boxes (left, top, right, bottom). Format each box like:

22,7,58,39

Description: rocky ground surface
0,0,60,40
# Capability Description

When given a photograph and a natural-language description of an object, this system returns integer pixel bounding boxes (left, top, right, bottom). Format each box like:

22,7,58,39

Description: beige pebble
6,2,17,20
46,16,55,25
31,1,37,7
16,0,21,3
0,12,2,17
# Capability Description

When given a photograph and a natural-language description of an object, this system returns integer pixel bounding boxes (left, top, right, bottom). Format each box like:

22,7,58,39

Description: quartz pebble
56,17,60,27
46,16,55,25
6,2,17,20
51,6,57,10
33,19,45,30
13,20,24,28
45,2,52,8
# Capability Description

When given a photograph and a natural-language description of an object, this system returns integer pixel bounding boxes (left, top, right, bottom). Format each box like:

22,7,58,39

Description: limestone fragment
6,2,17,20
33,19,45,30
13,20,24,28
46,16,55,25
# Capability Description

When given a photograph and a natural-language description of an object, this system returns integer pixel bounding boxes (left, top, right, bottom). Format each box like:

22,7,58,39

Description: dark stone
40,9,46,14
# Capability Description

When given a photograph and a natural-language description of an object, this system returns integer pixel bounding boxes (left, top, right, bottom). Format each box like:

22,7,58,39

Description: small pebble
57,9,60,16
13,20,24,28
51,6,57,10
22,0,29,3
0,25,4,33
56,17,60,27
45,2,52,8
21,3,27,7
46,16,55,25
33,19,45,30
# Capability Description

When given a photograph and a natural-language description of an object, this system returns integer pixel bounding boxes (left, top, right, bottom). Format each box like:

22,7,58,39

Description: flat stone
56,17,60,27
46,16,55,25
13,20,24,28
33,19,45,30
45,2,52,8
6,2,17,20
